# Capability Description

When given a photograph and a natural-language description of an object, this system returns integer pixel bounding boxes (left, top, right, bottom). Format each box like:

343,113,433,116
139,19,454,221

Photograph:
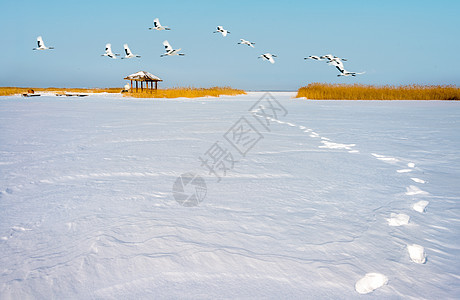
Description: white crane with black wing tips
213,26,230,37
101,43,119,59
336,68,365,77
160,40,185,57
149,18,171,30
238,39,255,48
320,54,347,62
330,59,365,76
121,44,141,59
258,53,277,64
33,36,54,50
326,56,364,76
304,55,322,61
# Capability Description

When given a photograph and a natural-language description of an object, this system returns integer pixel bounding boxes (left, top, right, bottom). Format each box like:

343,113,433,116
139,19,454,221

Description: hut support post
155,81,158,90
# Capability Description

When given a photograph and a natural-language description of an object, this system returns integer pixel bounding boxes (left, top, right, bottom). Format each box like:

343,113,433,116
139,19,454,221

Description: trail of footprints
256,113,430,295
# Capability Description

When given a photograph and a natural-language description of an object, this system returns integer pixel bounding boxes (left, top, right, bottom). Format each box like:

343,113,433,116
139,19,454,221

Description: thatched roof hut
124,71,163,91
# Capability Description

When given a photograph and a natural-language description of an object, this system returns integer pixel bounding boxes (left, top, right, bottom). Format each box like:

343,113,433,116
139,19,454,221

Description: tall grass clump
0,87,29,96
126,86,246,98
296,83,460,100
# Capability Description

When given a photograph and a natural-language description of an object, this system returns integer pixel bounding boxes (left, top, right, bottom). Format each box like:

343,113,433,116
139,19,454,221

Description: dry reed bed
0,87,121,96
296,83,460,100
126,87,246,98
1,87,246,98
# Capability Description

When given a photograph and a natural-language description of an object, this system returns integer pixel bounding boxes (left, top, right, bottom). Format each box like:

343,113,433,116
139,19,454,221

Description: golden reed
296,83,460,100
126,86,246,98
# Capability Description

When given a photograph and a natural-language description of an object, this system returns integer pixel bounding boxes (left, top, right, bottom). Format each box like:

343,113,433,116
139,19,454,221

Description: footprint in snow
411,178,426,184
355,273,388,294
11,226,31,232
407,244,426,264
319,141,356,150
3,188,14,195
5,226,32,240
371,153,399,163
412,200,429,213
387,213,410,226
406,185,429,196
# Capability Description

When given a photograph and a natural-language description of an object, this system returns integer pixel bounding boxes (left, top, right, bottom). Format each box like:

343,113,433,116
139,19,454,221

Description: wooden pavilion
124,71,162,92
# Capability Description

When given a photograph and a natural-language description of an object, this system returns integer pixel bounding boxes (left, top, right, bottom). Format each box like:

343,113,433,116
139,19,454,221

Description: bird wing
330,59,344,70
262,53,274,63
154,18,160,28
124,44,132,56
337,60,345,69
163,40,172,52
105,43,112,54
37,36,44,48
217,26,223,31
172,48,182,55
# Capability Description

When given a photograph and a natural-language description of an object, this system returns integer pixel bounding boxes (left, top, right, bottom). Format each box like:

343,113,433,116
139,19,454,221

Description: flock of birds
100,43,141,59
211,25,277,65
32,18,364,77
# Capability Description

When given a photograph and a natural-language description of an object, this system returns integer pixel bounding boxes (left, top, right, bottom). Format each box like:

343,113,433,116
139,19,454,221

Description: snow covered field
0,92,459,299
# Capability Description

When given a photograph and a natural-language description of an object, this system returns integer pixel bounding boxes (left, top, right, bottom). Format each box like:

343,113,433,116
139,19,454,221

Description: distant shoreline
0,87,246,98
2,85,460,100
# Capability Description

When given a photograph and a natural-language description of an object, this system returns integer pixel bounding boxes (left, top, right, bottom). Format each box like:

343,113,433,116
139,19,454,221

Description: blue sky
1,0,459,90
